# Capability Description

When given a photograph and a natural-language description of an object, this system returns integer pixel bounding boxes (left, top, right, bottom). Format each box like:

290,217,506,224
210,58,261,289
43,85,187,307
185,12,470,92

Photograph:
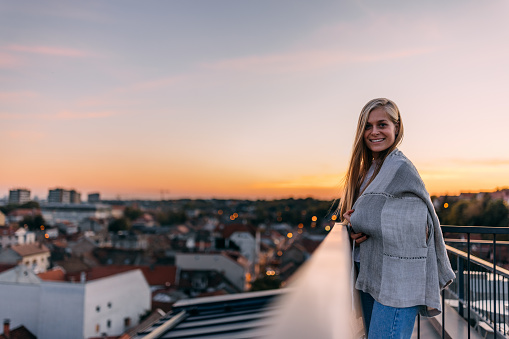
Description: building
48,188,81,204
41,203,112,226
0,242,50,273
8,189,31,205
175,252,249,293
0,265,151,339
0,212,5,227
0,227,36,249
88,192,101,203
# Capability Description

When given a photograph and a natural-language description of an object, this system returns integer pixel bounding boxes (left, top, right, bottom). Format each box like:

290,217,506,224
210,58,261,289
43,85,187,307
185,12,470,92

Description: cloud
0,51,21,68
200,47,433,74
5,44,92,57
0,110,115,121
7,130,46,142
0,91,39,102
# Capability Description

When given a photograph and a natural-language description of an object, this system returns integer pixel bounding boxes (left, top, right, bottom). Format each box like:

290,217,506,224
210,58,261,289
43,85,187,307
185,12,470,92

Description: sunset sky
1,0,509,200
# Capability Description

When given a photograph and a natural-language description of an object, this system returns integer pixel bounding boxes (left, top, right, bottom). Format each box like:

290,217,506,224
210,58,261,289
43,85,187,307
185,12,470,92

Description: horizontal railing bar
446,245,509,278
441,225,509,234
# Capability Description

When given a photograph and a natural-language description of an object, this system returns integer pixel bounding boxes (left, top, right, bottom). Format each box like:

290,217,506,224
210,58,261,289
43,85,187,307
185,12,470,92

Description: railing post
458,255,465,317
493,234,497,337
467,233,471,339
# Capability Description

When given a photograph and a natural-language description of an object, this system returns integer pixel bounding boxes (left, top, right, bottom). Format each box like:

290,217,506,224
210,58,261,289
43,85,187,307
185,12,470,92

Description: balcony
135,224,509,338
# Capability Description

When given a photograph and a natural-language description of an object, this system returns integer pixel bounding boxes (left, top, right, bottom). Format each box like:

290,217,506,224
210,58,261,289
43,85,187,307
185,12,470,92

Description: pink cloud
0,110,115,121
0,52,22,68
6,44,91,57
44,110,115,120
201,48,433,73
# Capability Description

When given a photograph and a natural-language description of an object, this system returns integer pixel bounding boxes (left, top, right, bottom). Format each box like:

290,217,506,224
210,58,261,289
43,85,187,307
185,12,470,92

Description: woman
339,98,455,339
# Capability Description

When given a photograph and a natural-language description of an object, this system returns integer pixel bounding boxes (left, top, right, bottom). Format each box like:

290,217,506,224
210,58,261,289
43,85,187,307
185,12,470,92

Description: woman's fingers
350,231,368,244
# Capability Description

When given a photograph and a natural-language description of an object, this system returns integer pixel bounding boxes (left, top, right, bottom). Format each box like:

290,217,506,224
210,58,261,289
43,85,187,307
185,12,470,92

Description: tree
109,217,131,232
21,215,46,231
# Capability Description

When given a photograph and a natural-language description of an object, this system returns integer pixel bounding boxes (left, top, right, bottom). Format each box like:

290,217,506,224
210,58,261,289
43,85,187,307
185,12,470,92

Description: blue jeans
368,300,419,339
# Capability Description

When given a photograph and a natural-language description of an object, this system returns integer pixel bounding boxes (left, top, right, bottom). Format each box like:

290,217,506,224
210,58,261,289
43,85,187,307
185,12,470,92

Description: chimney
3,319,10,338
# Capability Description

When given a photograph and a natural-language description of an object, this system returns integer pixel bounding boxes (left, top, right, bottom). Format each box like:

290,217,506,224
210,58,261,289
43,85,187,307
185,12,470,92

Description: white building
0,227,36,248
41,203,112,226
0,242,50,273
175,252,248,292
0,265,151,339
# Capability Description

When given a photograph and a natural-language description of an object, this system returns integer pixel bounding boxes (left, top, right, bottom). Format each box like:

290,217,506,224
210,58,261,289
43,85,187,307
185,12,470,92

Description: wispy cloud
0,110,115,121
201,47,433,74
0,52,21,68
5,44,92,57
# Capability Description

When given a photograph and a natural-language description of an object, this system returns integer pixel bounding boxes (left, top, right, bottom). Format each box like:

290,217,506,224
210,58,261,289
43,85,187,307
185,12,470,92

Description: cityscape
3,1,509,338
1,186,508,338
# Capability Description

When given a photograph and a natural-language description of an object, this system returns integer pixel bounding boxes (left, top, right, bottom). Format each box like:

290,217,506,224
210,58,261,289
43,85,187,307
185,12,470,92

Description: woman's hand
343,209,368,245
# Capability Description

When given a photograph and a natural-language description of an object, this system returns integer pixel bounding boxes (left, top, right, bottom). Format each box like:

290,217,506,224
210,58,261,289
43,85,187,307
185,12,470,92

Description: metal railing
441,225,509,339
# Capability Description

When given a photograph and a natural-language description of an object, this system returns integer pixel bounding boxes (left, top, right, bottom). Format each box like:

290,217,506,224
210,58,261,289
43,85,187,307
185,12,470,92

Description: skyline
2,1,509,200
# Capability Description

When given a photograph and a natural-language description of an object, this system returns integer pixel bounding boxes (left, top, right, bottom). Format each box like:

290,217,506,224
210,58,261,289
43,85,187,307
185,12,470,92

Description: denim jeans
368,300,419,339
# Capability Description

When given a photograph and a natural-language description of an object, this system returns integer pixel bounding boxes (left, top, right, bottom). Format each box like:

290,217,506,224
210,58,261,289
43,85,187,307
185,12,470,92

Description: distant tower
88,192,100,203
9,188,31,205
48,188,80,204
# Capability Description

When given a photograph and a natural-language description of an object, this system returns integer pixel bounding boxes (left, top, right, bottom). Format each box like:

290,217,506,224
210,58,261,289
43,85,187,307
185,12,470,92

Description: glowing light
297,229,303,234
298,223,304,228
331,215,337,221
277,250,283,256
444,203,449,208
230,215,235,220
233,213,238,218
44,234,49,239
311,216,317,222
218,210,223,215
277,216,282,222
287,232,293,238
325,225,331,231
40,225,45,230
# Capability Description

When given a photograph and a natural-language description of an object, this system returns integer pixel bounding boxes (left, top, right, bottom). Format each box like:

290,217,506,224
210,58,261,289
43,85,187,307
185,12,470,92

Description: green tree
124,207,143,221
109,217,131,232
20,215,46,231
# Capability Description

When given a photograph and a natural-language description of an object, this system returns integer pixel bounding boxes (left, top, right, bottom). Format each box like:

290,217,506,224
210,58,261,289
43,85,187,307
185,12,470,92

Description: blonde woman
340,98,455,338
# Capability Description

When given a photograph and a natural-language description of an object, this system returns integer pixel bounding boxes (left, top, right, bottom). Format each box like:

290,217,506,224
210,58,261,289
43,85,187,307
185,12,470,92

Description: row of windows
95,302,113,312
95,318,131,333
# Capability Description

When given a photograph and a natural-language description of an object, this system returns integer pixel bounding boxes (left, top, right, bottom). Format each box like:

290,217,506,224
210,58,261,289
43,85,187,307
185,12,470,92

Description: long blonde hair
338,98,404,223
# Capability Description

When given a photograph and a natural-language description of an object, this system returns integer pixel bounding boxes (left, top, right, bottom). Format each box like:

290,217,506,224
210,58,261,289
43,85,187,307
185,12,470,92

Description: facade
41,203,112,226
0,265,151,339
88,193,101,203
0,227,36,248
48,188,81,204
0,243,50,273
175,252,248,292
8,189,31,205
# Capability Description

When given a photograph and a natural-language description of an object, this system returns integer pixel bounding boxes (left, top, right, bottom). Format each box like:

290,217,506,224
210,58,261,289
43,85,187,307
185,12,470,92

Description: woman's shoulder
386,149,418,173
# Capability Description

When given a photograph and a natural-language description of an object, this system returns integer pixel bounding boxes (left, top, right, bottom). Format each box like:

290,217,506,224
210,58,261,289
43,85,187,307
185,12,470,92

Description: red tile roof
38,267,66,281
11,243,50,257
216,223,256,238
66,265,177,285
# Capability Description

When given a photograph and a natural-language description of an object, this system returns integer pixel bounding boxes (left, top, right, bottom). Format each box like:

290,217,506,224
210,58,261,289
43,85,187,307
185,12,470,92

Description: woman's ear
395,123,400,136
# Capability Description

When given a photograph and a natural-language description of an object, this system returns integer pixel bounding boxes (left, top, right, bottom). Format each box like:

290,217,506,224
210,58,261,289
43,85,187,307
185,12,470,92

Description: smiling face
363,107,399,159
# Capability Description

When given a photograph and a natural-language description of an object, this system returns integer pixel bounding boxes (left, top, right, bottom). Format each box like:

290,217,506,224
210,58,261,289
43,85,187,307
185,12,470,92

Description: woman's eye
379,123,387,128
365,125,372,130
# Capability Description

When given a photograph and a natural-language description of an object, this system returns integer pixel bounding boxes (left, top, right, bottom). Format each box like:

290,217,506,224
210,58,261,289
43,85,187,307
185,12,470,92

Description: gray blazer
350,149,455,316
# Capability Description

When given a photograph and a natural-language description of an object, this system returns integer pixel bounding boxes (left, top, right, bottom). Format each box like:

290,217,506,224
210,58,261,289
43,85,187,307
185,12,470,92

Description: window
96,306,100,312
107,302,112,308
95,324,100,333
124,317,131,328
107,320,111,328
